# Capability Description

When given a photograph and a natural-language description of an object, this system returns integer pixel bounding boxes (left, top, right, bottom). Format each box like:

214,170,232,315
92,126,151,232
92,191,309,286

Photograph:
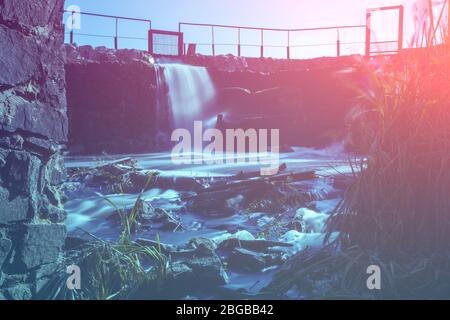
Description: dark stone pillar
0,0,67,299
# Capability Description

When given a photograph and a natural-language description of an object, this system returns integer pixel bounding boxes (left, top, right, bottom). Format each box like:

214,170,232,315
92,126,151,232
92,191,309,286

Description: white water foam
161,63,216,129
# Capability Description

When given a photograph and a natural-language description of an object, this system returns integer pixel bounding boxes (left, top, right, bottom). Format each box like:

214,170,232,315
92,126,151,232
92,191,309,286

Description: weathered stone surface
5,283,32,300
65,45,162,154
0,25,40,85
0,186,30,224
44,153,66,185
0,0,67,299
184,255,228,286
228,248,280,272
168,262,194,282
13,224,66,270
0,95,68,142
3,151,40,196
0,232,12,268
0,0,65,30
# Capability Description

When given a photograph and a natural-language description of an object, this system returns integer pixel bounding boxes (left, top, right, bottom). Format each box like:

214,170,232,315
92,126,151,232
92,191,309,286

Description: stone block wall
0,0,67,299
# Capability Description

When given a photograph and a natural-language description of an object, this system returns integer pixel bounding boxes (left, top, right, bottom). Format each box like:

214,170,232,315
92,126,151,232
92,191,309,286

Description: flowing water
64,145,352,297
158,63,216,129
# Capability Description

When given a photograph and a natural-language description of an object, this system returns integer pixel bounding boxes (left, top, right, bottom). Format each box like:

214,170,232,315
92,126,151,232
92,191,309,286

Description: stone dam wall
64,46,370,155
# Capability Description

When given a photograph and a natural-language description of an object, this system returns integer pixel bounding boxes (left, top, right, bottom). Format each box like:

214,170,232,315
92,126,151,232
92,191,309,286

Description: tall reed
326,40,450,255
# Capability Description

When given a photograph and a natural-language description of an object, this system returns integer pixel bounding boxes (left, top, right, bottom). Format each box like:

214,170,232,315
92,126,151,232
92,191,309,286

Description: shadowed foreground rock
0,0,67,299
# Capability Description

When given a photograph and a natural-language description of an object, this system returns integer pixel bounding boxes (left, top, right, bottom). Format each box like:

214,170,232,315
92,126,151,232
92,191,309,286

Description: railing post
148,30,153,54
398,5,404,51
212,26,215,56
287,30,290,59
336,28,340,57
237,28,241,57
114,18,118,50
260,29,264,58
365,11,371,58
70,11,75,45
178,32,184,56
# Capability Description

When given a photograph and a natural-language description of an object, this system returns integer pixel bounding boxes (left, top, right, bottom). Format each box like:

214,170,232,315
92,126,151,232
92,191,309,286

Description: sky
63,0,448,58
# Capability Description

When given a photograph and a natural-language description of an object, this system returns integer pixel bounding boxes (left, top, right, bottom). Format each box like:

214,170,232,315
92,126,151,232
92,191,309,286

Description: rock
161,237,229,287
0,25,40,85
0,0,65,30
12,224,66,270
225,195,244,209
184,255,228,286
295,208,329,233
256,216,275,228
0,134,24,150
5,284,32,300
0,234,12,268
43,153,66,185
213,230,255,245
0,186,31,224
24,136,58,158
187,238,217,256
135,199,156,221
219,238,293,253
228,248,280,272
152,208,181,231
168,262,194,282
3,151,41,197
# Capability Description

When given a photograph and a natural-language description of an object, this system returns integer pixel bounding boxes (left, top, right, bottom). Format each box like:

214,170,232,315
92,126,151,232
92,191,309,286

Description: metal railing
63,5,407,59
179,22,366,59
64,10,152,50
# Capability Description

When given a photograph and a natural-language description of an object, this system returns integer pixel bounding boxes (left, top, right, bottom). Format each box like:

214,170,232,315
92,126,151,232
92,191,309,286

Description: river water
64,144,353,297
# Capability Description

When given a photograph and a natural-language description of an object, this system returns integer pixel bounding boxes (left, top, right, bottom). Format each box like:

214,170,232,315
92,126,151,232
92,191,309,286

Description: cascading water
157,63,216,129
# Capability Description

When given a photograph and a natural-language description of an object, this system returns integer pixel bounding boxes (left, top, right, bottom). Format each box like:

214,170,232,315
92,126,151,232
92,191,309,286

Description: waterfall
159,63,216,129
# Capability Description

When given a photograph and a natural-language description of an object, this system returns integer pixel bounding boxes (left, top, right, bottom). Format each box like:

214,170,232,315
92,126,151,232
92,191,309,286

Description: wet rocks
212,230,291,272
4,283,32,301
67,158,142,194
153,237,228,293
68,158,205,195
168,262,195,283
135,202,181,231
228,248,281,272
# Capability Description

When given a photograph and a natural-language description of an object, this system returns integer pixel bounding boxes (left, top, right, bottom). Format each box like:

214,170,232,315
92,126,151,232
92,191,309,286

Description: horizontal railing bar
183,42,366,47
371,40,399,44
367,5,404,12
67,33,115,39
179,22,365,32
289,25,366,32
63,10,152,24
66,32,148,41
